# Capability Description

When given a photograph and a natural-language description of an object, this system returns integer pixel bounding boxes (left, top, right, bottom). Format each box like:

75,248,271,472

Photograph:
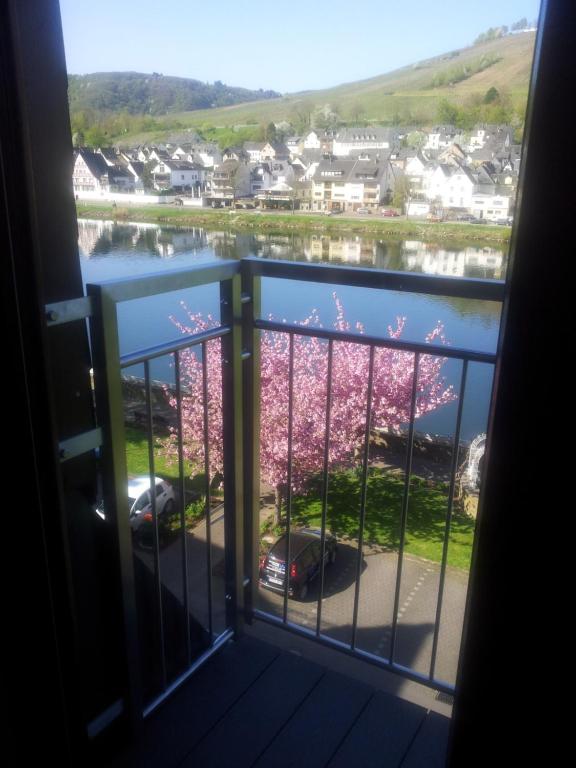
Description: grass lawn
291,469,475,572
124,426,185,486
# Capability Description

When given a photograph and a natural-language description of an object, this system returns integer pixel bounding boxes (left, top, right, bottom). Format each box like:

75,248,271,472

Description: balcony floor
99,634,450,768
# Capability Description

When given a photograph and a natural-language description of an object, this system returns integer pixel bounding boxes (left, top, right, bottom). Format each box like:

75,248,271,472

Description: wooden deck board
102,636,280,768
179,651,325,768
327,690,427,768
254,670,374,768
96,635,451,768
400,711,452,768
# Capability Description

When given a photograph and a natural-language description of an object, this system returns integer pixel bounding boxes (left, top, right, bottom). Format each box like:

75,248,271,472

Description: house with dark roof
422,158,514,219
72,149,110,194
331,126,398,157
222,146,249,163
468,124,515,152
250,160,295,196
423,125,463,151
311,156,393,211
96,147,122,167
209,159,251,204
73,149,139,195
149,158,208,193
286,136,304,157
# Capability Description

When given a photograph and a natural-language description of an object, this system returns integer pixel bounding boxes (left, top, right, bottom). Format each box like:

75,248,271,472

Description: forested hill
68,72,281,115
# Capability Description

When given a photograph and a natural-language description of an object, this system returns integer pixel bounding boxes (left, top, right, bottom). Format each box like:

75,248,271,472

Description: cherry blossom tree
166,296,455,524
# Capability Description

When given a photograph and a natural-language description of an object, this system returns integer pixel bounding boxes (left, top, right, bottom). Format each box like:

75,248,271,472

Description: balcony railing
83,257,504,726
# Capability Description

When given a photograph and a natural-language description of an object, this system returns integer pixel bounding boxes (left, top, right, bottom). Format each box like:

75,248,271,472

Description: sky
59,0,541,94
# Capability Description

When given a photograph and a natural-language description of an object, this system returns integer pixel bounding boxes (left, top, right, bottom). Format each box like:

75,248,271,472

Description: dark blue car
259,528,337,600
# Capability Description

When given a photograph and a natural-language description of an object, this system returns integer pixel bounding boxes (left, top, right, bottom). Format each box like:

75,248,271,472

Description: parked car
495,218,512,226
356,207,371,215
382,209,400,217
259,528,337,600
95,476,176,534
455,213,476,222
427,213,443,222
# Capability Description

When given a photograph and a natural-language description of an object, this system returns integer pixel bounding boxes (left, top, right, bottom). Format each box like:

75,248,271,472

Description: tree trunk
274,485,283,526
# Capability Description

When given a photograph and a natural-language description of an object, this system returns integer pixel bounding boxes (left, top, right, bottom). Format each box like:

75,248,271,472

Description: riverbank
76,202,511,246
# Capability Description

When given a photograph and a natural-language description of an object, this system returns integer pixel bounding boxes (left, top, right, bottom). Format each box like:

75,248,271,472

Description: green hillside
70,31,536,146
69,72,280,114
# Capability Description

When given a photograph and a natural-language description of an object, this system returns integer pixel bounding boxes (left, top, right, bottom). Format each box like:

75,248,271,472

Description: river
78,219,506,442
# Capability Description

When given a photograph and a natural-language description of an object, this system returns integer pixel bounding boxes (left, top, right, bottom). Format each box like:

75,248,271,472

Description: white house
423,125,461,151
244,143,265,163
256,180,312,210
331,127,396,157
469,193,511,221
73,149,137,194
404,152,429,195
406,200,431,217
73,150,110,194
467,125,514,152
250,160,295,195
193,144,222,168
150,159,207,192
303,131,322,150
286,136,304,157
421,159,513,219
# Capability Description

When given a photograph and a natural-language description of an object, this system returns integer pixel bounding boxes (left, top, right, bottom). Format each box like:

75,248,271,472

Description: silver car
96,475,175,532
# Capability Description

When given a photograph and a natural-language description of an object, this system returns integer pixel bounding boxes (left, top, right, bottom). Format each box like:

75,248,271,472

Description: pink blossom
165,296,455,496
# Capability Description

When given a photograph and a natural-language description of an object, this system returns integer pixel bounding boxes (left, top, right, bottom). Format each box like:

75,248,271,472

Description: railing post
87,283,143,732
240,261,262,623
220,274,245,635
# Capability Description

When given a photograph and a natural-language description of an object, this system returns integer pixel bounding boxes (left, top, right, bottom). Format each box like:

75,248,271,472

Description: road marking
371,567,435,653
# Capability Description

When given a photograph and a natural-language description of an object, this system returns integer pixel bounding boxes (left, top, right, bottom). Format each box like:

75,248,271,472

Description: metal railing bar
429,360,469,681
243,256,505,302
142,628,234,719
120,325,231,369
45,295,93,326
283,333,295,623
255,319,497,365
316,340,334,636
59,427,103,462
351,346,376,650
253,609,455,696
389,353,420,664
202,342,214,640
89,259,240,303
174,351,192,665
144,360,167,690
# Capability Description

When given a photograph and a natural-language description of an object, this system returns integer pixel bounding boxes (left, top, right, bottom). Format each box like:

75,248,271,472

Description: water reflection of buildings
77,220,209,259
403,242,504,279
77,220,505,279
77,219,111,257
303,236,377,264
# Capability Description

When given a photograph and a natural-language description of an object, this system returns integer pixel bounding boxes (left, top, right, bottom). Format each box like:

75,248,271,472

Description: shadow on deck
94,634,450,768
